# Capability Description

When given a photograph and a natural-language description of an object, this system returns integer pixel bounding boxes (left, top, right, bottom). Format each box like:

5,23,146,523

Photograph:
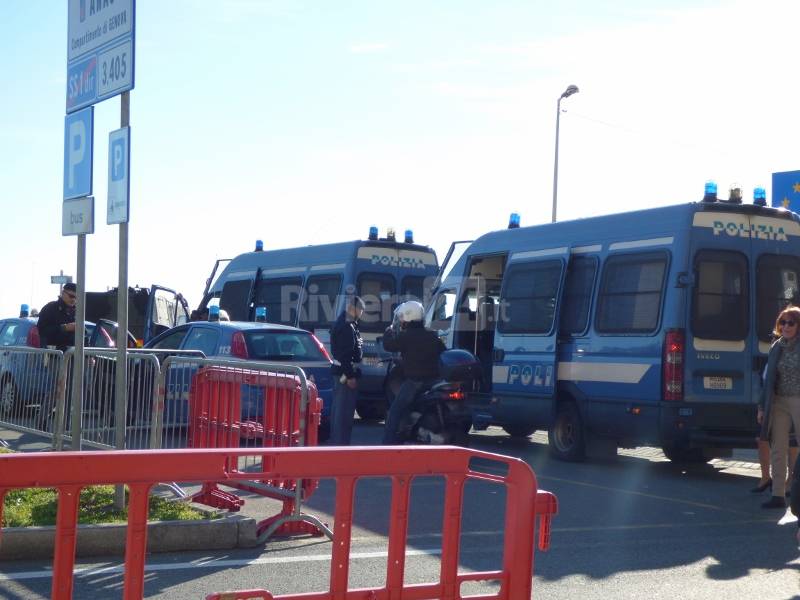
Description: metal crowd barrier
54,349,162,451
0,346,64,442
0,447,558,600
151,356,326,539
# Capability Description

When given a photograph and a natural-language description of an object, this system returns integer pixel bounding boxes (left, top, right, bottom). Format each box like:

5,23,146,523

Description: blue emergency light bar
255,240,264,252
753,187,767,206
20,304,29,318
209,305,220,322
255,306,267,322
702,181,718,203
508,213,521,229
368,226,379,241
405,229,414,243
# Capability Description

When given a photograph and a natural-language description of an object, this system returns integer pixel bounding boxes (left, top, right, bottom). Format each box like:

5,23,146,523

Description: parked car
0,317,135,419
144,321,334,439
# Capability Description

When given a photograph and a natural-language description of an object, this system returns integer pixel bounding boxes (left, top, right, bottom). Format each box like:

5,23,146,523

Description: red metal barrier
0,447,556,599
186,367,324,537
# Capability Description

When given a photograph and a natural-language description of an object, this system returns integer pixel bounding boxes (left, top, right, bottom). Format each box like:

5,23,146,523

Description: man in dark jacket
329,296,365,445
382,301,445,444
37,283,77,351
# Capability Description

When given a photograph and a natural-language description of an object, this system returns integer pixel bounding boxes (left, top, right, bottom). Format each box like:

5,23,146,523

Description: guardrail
0,346,64,441
0,446,558,600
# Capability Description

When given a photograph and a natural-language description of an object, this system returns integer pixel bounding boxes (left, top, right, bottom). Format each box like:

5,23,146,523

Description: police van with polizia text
426,184,799,462
197,228,439,420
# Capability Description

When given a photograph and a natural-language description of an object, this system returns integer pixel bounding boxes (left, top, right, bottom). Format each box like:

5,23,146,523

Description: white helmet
394,300,424,323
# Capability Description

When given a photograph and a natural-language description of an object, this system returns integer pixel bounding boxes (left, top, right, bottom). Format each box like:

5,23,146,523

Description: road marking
538,475,751,514
0,548,444,582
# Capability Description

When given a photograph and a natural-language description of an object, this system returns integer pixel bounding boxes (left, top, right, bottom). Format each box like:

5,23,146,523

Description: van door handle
492,348,505,362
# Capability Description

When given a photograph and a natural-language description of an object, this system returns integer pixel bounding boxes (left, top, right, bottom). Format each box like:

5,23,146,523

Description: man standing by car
329,296,365,445
382,301,446,444
38,283,77,351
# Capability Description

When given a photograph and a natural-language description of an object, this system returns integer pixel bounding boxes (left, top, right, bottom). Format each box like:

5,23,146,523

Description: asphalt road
1,422,799,599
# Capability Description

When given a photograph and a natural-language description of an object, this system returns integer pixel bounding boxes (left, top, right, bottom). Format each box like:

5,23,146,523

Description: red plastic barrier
0,447,557,600
186,367,323,535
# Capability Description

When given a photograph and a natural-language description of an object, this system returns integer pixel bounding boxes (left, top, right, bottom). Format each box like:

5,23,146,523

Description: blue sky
1,0,799,316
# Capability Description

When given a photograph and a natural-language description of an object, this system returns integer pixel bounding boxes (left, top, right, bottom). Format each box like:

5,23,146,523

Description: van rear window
691,250,748,341
757,255,800,341
596,253,667,334
300,275,342,331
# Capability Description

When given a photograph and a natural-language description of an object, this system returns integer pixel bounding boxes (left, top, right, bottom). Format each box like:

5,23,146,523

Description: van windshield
691,250,748,340
757,255,800,342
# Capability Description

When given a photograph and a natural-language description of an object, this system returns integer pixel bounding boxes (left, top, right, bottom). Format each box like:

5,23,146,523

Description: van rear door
687,212,754,415
143,285,190,343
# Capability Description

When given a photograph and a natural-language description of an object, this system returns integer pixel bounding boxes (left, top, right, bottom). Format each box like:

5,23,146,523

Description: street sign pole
114,92,130,509
71,234,87,450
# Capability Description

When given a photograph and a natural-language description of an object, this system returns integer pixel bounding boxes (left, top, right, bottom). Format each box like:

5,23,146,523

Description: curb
0,515,258,561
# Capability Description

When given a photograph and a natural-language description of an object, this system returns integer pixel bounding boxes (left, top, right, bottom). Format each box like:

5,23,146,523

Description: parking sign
107,127,131,224
63,107,94,200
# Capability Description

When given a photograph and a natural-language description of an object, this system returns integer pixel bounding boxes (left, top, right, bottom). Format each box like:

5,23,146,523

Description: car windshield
244,330,328,362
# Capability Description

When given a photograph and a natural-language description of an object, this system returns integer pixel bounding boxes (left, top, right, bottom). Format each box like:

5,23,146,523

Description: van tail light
447,390,466,401
26,326,40,348
231,331,249,359
312,334,332,361
663,329,685,401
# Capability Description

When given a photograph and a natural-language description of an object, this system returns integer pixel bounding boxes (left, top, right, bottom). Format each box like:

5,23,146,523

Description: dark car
144,321,334,437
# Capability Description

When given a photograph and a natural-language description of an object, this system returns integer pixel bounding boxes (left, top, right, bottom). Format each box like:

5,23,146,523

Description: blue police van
426,186,800,462
198,228,439,419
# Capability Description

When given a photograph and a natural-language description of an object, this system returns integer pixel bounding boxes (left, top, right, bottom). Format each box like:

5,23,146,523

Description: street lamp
552,84,579,223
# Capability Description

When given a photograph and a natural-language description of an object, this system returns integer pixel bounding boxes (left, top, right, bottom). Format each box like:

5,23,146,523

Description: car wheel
0,378,19,416
548,401,586,462
503,424,536,438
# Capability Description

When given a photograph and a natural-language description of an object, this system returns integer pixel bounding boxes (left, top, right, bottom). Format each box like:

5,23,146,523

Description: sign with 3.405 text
66,0,135,114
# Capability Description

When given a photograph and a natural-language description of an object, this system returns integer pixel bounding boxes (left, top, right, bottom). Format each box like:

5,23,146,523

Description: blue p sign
107,126,130,224
111,138,126,182
63,107,94,200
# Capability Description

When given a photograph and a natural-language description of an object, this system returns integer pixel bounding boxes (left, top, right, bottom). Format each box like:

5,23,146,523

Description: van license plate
703,376,732,390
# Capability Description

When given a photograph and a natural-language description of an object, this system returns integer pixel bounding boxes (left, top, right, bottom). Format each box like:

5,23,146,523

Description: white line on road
0,548,444,582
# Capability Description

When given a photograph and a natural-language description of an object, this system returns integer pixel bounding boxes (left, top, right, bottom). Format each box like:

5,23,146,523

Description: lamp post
552,84,579,223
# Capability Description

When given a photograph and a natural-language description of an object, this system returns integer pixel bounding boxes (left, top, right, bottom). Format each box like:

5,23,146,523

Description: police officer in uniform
38,283,77,351
329,295,365,445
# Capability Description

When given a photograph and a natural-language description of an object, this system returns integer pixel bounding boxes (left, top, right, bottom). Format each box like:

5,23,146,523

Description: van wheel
0,378,19,416
661,444,710,464
548,402,586,461
503,424,536,438
356,399,387,422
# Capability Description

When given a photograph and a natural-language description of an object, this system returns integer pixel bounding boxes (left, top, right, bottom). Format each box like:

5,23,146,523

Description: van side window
300,275,342,331
498,260,563,334
357,273,396,332
254,277,303,326
560,256,598,335
427,290,456,334
692,250,748,341
757,254,800,341
596,253,667,334
220,279,254,321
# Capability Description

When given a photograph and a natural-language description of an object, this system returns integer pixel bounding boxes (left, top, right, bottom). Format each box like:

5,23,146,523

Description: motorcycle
389,349,482,446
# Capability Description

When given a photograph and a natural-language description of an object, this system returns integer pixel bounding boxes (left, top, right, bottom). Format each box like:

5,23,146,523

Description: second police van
427,185,800,461
198,228,439,420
